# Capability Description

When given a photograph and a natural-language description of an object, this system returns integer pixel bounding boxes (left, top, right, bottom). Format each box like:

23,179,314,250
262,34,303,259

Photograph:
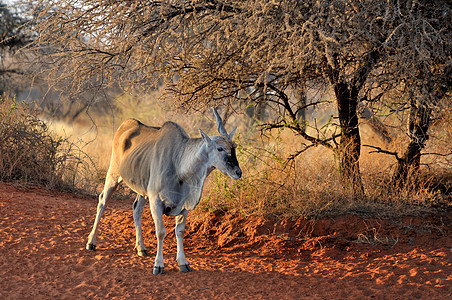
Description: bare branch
363,144,400,161
421,152,452,157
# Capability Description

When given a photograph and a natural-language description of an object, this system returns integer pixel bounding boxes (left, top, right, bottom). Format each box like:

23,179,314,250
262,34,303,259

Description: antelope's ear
199,129,212,144
228,127,237,140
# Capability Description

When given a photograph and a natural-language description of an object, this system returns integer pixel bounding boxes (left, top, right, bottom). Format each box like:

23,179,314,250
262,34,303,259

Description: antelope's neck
178,138,209,181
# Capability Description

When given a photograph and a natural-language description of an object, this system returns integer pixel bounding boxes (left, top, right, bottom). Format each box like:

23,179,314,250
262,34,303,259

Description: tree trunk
335,82,365,197
295,86,307,133
393,100,431,186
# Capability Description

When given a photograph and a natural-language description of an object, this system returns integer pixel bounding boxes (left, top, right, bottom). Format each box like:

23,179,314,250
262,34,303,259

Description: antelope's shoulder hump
160,121,190,140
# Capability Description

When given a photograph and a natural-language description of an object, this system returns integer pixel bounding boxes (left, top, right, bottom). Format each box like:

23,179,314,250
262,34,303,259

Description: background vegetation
0,0,450,219
1,89,449,218
27,0,451,196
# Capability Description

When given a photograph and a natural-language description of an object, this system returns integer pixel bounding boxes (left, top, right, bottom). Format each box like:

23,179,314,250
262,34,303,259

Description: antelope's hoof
86,244,96,251
179,264,192,273
153,266,164,275
137,249,148,257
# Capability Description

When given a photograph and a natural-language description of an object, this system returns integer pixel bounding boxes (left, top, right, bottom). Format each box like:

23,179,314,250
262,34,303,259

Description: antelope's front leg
175,209,192,273
149,196,166,275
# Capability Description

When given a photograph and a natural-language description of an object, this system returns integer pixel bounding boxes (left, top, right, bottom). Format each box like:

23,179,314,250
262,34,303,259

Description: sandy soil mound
0,183,450,299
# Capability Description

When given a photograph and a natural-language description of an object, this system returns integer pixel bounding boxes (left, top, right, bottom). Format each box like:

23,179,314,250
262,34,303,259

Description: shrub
0,95,94,190
201,129,449,219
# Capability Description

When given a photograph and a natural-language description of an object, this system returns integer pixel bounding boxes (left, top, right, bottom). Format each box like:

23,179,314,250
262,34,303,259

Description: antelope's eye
217,147,224,152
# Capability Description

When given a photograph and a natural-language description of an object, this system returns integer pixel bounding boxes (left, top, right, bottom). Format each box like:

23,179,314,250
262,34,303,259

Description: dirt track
0,183,450,299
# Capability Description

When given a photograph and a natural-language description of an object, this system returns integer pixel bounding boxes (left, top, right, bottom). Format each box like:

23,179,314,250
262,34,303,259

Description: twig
286,143,317,162
421,152,452,157
363,144,400,161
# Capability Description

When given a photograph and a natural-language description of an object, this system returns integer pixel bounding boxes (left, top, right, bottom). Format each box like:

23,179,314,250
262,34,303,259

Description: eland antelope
86,108,242,274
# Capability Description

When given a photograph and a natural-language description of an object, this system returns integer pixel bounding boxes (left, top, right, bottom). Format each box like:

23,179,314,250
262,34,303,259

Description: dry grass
200,147,445,219
355,226,399,247
4,91,449,218
199,110,451,219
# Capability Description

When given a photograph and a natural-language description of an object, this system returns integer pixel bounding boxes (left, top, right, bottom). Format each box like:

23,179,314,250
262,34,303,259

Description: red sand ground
0,182,450,299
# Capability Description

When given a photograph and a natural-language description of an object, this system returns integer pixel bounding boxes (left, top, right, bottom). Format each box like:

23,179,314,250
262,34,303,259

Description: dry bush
0,94,95,190
200,123,450,219
199,129,346,218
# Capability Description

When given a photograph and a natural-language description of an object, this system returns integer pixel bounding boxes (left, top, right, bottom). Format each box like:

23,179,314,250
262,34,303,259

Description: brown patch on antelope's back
124,129,141,151
118,118,141,131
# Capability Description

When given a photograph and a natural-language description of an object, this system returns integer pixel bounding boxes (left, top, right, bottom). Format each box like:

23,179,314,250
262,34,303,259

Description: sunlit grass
35,92,452,218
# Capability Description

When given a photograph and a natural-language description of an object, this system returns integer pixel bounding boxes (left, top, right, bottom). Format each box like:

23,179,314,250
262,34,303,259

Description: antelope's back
113,119,188,195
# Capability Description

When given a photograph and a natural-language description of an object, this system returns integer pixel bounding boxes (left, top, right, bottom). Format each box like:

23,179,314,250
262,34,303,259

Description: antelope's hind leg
133,194,148,257
86,173,122,251
175,209,192,273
